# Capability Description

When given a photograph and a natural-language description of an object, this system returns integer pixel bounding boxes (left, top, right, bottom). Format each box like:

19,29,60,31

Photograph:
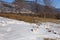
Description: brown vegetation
0,13,58,23
44,38,56,40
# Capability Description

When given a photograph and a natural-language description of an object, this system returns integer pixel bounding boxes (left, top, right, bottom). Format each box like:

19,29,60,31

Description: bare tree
43,0,53,18
43,0,52,7
13,0,25,5
14,0,25,2
13,0,28,7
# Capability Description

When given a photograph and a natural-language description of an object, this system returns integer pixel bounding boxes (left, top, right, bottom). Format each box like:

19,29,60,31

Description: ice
0,17,60,40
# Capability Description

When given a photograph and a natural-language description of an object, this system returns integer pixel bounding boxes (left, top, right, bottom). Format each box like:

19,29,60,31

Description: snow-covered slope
0,17,60,40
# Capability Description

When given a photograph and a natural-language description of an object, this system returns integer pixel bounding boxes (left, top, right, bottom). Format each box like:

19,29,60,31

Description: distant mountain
0,1,60,19
55,8,60,12
0,1,16,12
0,1,45,14
0,1,36,13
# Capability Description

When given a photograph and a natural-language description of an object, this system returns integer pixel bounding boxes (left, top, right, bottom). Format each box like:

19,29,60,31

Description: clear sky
53,0,60,8
2,0,14,3
1,0,60,8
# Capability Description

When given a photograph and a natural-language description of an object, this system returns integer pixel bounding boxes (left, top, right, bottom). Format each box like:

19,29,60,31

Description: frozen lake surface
0,17,60,40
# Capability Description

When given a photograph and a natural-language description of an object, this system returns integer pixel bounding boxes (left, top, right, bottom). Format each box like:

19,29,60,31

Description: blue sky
2,0,14,3
1,0,60,8
53,0,60,8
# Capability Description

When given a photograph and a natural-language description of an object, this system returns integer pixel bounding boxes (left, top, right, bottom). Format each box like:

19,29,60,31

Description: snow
0,17,60,40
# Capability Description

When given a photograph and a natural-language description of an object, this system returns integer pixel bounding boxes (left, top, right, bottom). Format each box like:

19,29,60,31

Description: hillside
0,0,60,20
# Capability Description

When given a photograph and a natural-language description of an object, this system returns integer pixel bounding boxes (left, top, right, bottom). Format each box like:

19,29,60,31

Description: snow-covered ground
0,17,60,40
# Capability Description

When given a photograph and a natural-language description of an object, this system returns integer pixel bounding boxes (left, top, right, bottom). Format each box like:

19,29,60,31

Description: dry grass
44,38,56,40
0,13,59,23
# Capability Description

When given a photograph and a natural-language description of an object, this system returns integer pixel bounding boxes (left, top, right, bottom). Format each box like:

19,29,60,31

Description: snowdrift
0,17,60,40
